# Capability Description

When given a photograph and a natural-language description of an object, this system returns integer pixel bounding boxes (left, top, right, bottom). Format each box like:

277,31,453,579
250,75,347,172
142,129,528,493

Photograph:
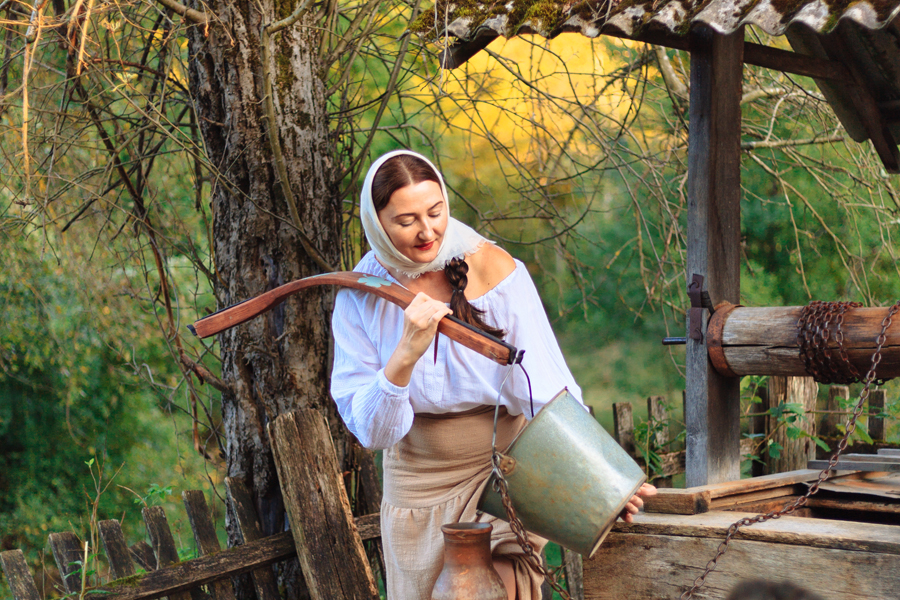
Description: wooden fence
612,381,897,482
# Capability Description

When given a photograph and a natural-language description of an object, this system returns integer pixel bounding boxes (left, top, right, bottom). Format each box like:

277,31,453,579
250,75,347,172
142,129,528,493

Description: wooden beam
269,410,379,600
685,26,743,487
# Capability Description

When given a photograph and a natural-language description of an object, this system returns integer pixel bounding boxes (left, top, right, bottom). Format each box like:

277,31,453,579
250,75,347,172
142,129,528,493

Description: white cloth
330,251,583,450
360,150,488,278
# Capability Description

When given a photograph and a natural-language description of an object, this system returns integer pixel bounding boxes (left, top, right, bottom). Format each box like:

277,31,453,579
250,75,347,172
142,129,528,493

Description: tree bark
185,2,345,598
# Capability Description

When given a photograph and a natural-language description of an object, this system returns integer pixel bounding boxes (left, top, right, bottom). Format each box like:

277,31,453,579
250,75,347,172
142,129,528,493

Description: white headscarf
360,150,488,278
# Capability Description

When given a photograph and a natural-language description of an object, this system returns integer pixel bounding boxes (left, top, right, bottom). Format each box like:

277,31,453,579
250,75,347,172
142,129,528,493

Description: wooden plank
608,511,900,554
684,26,743,487
879,449,900,457
645,470,826,514
806,497,900,515
645,488,712,515
99,520,137,579
224,478,281,600
142,507,192,600
182,491,236,600
80,532,296,600
563,549,584,600
868,389,885,441
0,550,42,600
585,530,900,599
764,377,818,474
808,460,900,472
48,532,85,594
130,542,157,572
269,410,379,600
612,402,635,456
709,487,806,511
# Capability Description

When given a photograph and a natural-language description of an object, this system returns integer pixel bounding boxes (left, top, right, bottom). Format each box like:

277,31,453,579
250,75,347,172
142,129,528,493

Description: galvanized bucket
477,388,646,558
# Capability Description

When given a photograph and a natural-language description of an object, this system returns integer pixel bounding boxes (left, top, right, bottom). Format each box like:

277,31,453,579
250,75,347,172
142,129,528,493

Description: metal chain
491,453,572,600
680,300,900,600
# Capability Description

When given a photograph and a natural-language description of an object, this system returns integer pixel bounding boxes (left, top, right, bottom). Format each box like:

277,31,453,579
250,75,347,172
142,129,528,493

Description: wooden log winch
699,302,900,380
664,274,900,381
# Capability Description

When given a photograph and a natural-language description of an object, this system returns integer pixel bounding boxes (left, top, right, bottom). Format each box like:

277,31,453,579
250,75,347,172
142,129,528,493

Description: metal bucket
477,388,646,558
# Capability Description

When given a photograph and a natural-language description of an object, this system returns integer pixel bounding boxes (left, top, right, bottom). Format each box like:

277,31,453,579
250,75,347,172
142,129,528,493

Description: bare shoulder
467,243,517,295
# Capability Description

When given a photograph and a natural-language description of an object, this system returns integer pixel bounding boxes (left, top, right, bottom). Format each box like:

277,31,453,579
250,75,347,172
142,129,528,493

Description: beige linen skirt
382,406,547,600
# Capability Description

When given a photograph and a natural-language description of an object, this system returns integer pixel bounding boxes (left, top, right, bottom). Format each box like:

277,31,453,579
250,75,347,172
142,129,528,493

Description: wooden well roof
417,0,900,171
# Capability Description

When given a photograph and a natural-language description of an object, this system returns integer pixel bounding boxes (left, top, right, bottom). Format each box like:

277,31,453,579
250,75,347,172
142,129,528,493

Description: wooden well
583,469,900,599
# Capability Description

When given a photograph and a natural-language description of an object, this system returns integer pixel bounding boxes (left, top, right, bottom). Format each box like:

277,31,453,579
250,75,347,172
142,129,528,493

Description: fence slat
224,479,280,600
130,542,157,572
821,385,849,438
1,550,42,600
49,532,85,594
79,533,296,600
182,491,236,600
269,409,379,600
563,548,584,600
613,402,635,457
100,520,137,579
142,507,193,600
869,389,886,441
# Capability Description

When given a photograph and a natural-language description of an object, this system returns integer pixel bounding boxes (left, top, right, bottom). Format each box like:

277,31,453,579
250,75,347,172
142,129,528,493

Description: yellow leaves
100,17,121,32
101,305,111,315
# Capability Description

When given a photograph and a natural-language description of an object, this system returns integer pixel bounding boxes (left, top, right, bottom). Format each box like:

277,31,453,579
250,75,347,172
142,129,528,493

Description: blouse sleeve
489,266,584,417
330,289,414,450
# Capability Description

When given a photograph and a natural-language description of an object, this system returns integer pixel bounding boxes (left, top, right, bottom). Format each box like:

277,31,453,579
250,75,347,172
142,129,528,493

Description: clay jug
431,523,507,600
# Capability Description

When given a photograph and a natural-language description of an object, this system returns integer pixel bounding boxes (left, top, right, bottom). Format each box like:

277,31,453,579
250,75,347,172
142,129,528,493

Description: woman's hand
619,483,658,523
384,292,453,387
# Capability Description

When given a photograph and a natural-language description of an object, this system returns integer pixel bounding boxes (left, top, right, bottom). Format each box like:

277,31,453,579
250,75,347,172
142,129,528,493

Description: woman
331,150,655,599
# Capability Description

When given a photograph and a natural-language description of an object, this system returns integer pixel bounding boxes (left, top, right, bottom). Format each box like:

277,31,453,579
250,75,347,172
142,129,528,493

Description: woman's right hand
384,292,453,387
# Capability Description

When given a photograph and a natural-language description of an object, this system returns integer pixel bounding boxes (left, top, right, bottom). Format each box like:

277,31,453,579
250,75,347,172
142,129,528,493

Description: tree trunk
185,3,345,598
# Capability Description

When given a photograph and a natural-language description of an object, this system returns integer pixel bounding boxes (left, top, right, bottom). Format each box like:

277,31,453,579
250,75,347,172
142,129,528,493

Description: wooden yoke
189,272,521,365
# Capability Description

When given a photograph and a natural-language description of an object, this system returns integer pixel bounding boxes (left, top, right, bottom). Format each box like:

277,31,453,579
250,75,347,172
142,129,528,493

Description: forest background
1,0,900,597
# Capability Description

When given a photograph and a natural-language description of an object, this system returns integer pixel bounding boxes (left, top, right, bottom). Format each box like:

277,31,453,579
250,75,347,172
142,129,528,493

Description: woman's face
377,179,448,264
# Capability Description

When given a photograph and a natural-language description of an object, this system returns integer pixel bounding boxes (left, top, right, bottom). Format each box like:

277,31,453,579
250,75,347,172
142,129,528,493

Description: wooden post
647,396,672,487
685,25,744,487
269,410,379,600
869,389,886,441
612,402,636,457
821,385,849,438
764,376,818,474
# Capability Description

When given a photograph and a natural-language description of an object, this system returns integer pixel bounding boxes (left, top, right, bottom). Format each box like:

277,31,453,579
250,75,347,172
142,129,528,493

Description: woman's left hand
619,483,658,523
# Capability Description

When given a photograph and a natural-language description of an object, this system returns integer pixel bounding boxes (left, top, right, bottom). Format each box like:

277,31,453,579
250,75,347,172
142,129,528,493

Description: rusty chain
491,453,572,600
680,300,900,599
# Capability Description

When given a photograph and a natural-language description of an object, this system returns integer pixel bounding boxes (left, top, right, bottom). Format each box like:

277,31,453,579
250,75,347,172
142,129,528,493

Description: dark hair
372,155,506,340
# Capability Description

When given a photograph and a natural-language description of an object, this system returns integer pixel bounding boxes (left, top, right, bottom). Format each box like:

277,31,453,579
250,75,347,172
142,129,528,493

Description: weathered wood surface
0,550,42,600
79,533,296,600
868,389,885,440
182,491,236,600
49,531,85,593
269,409,379,600
130,541,158,572
820,385,849,438
765,376,818,474
224,478,280,600
685,27,743,487
646,469,824,515
563,549,585,600
612,402,635,456
713,306,900,378
585,522,900,599
142,506,193,600
99,520,137,579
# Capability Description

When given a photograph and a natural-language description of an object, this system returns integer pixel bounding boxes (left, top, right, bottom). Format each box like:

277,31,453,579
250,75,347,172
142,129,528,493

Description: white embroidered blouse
330,251,584,449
